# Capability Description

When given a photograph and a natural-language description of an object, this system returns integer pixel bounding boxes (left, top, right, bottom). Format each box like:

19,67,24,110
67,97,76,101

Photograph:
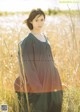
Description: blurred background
0,0,80,112
0,0,79,12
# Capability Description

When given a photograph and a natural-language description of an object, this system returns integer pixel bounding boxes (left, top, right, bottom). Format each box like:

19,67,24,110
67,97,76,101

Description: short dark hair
24,9,45,30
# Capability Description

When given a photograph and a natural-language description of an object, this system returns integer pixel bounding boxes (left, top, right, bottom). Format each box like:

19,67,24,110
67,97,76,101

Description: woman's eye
35,19,38,22
35,18,44,22
41,19,44,21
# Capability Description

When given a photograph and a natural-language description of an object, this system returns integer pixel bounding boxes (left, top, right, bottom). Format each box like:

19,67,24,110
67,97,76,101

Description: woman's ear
30,21,33,24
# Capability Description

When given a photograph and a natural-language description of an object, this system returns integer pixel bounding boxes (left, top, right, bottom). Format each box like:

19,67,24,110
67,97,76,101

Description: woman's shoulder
42,32,48,40
18,33,33,47
43,33,50,44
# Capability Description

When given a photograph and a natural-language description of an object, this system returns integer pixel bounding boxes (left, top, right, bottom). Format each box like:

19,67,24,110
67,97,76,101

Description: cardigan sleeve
18,38,42,92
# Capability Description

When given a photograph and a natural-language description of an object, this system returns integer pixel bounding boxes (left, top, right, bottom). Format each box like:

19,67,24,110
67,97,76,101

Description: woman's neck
31,30,46,42
31,29,42,35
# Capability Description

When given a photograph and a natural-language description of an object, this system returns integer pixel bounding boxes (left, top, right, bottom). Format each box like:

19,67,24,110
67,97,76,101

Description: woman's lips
38,26,42,28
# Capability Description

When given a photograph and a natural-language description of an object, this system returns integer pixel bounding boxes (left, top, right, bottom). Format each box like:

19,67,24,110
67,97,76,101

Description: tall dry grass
0,13,80,112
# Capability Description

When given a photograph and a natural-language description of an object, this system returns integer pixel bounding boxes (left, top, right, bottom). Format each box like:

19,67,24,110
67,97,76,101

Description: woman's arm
18,38,42,92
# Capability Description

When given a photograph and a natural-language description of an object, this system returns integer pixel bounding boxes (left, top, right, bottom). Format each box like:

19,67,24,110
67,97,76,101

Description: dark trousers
16,90,63,112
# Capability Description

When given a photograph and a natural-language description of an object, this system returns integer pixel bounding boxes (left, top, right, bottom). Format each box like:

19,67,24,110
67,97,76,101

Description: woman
14,9,63,112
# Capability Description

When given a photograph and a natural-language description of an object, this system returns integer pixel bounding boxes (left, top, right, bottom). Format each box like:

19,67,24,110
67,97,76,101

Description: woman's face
31,14,45,31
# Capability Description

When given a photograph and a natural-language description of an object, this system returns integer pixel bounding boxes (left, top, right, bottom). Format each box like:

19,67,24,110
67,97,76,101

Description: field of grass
0,12,80,112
